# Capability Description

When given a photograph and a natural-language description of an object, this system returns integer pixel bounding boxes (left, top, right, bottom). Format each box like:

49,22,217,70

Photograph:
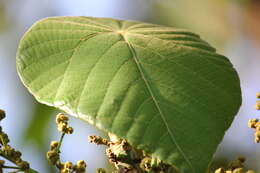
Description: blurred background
0,0,260,172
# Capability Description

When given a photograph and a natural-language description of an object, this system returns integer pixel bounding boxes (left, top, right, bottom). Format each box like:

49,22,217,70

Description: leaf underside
16,16,241,173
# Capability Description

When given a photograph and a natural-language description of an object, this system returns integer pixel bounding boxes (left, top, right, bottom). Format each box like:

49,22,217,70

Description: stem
57,133,65,153
2,165,20,169
53,132,66,170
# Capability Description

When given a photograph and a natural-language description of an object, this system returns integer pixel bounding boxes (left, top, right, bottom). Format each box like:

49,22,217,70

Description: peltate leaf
16,16,241,173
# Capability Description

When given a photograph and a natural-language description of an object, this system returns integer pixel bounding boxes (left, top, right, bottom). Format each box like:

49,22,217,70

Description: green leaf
16,16,241,173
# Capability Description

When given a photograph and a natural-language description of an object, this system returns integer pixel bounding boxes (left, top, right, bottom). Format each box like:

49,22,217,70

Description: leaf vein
123,37,195,173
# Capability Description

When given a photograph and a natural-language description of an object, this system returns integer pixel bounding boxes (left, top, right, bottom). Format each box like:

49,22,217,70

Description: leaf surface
16,16,241,173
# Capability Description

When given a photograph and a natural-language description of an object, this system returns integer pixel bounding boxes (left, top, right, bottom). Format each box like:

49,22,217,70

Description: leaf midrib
125,32,237,102
121,34,195,173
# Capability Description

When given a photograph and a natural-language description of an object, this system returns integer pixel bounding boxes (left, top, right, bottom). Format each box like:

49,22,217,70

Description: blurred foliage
152,0,234,50
0,0,9,32
23,102,56,148
232,0,250,5
243,0,260,44
0,1,8,32
23,102,57,173
151,0,260,50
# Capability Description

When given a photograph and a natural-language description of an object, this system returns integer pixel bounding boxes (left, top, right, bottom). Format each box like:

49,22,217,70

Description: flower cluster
56,113,74,134
47,113,87,173
88,133,176,173
0,109,37,173
248,119,260,143
214,157,255,173
88,135,109,146
248,92,260,143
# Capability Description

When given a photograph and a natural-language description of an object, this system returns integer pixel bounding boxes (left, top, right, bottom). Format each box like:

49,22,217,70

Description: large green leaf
16,16,241,173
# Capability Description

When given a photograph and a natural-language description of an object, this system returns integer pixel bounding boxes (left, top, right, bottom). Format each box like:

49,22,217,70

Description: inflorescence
88,134,177,173
47,113,87,173
214,157,254,173
0,109,38,173
248,92,260,143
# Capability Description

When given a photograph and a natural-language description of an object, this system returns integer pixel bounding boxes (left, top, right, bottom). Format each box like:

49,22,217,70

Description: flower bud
88,136,108,145
255,131,260,143
256,92,260,99
50,141,59,150
58,123,68,133
64,161,73,169
0,109,5,121
214,168,225,173
76,160,87,172
0,132,10,144
66,127,74,134
140,157,152,171
256,101,260,110
47,150,59,164
248,119,259,128
56,113,69,124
